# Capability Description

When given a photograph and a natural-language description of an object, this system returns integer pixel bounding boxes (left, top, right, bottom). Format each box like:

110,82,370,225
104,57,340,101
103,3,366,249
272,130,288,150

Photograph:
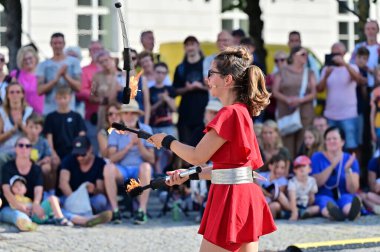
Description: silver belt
211,166,264,185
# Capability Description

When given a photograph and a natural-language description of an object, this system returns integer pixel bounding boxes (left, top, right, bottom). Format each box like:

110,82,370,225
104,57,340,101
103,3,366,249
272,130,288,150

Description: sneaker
327,201,345,221
133,209,147,225
347,196,361,221
111,210,122,224
16,218,38,232
85,210,113,227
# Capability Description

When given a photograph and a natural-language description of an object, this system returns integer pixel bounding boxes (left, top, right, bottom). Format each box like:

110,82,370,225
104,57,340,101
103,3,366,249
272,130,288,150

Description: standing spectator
240,37,266,74
287,31,320,81
311,126,361,221
313,116,329,136
149,62,177,174
97,102,121,158
138,51,171,88
297,125,323,158
317,42,363,153
173,36,209,144
0,137,44,231
10,46,43,115
76,41,103,154
103,100,154,224
140,30,160,63
58,136,109,215
37,33,81,115
350,20,380,90
0,83,33,169
44,86,86,168
65,46,82,62
272,46,317,158
0,53,8,102
91,50,121,131
231,28,246,46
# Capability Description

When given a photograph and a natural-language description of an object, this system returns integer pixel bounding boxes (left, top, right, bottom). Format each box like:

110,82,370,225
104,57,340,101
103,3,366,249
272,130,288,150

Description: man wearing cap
58,136,109,216
172,35,209,145
104,100,154,224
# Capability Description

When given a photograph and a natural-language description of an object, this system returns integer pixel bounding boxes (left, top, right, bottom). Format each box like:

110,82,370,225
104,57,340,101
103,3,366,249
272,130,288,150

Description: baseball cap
183,35,199,45
72,136,91,156
10,175,27,187
293,155,311,167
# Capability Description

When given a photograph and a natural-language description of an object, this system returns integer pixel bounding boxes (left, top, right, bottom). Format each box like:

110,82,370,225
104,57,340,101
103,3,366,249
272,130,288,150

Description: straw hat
118,99,144,115
205,99,223,112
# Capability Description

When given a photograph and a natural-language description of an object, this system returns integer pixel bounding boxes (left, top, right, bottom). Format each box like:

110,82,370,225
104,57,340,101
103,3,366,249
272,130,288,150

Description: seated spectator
258,154,290,218
0,137,45,231
97,102,121,158
11,46,44,115
24,113,53,192
313,116,328,136
260,120,291,170
297,125,323,158
44,86,86,168
311,126,361,221
104,100,154,224
149,62,177,174
0,82,33,172
10,175,72,226
287,155,319,220
360,154,380,215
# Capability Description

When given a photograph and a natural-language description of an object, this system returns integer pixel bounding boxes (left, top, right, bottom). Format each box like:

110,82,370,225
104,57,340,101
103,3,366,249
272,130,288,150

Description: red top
204,103,263,169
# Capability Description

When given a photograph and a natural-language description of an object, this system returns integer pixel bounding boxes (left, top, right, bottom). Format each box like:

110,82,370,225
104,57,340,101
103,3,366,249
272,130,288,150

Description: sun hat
118,99,144,115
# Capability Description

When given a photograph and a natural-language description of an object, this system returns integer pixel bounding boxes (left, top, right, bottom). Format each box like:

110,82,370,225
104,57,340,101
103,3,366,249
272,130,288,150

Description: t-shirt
368,157,380,179
204,103,263,169
351,42,380,87
58,154,105,196
1,161,43,207
257,171,288,188
288,176,318,207
149,85,176,127
311,151,360,198
30,136,52,162
173,58,208,126
43,111,86,159
321,64,359,120
107,123,153,167
36,56,81,115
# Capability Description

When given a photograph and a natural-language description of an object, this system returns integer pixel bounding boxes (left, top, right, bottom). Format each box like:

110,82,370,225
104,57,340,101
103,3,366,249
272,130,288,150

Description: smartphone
325,53,339,66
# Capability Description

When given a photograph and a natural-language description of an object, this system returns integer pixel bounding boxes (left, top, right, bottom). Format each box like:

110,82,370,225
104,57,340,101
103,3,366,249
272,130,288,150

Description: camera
325,53,339,66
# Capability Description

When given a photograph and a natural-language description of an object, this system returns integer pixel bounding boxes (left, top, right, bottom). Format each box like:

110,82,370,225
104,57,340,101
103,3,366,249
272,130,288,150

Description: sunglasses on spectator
207,70,223,78
17,143,32,149
296,52,307,57
275,58,286,63
0,58,4,63
131,57,137,61
9,90,22,94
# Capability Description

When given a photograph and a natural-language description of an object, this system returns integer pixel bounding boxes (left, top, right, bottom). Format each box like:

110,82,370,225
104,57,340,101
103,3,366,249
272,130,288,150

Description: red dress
198,103,276,251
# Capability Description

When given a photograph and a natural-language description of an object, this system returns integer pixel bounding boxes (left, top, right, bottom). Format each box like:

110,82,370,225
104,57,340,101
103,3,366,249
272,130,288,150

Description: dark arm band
161,135,176,150
189,173,200,180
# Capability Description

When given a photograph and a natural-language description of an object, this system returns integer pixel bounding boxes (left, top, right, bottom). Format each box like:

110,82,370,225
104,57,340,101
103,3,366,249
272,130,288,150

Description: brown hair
55,85,72,96
26,112,44,127
303,125,323,157
213,46,270,116
4,82,28,116
105,102,121,128
138,51,154,62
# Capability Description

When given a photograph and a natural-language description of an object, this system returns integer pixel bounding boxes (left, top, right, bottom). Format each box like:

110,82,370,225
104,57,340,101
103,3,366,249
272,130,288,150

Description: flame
129,70,143,99
126,178,141,193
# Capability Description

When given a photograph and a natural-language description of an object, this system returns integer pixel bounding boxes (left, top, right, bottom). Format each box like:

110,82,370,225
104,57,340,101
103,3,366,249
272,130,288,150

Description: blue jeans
0,206,31,226
327,117,359,149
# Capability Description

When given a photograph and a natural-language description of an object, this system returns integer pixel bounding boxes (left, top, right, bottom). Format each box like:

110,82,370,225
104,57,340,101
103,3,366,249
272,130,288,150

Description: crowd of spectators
0,20,380,232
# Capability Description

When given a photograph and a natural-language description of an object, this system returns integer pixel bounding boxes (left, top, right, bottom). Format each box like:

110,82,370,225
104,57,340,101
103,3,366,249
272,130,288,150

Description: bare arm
312,164,336,187
345,171,360,194
300,73,317,104
37,76,59,95
0,116,17,144
95,179,105,194
63,73,81,92
271,73,289,104
33,186,43,205
58,169,73,196
108,144,133,163
2,185,25,211
97,132,109,158
316,67,333,92
137,141,155,164
288,189,298,220
344,63,362,83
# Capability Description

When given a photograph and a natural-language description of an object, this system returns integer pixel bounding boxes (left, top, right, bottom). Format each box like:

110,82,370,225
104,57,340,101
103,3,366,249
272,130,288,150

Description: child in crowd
297,126,323,158
370,65,380,146
44,86,86,168
359,154,380,215
24,113,53,191
258,154,290,218
288,155,319,220
10,175,72,226
149,62,177,174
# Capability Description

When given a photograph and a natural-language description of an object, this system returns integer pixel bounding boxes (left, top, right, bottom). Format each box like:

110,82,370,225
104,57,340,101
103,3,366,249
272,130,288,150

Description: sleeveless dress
198,103,276,251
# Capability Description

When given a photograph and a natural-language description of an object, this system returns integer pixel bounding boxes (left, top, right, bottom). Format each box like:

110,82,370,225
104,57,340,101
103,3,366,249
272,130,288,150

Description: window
220,7,248,35
0,8,6,46
337,0,359,52
76,0,109,48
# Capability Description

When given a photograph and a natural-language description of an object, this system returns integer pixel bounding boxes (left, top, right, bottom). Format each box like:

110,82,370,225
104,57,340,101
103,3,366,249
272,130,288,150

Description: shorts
31,199,54,224
315,194,354,211
116,164,140,181
327,117,359,149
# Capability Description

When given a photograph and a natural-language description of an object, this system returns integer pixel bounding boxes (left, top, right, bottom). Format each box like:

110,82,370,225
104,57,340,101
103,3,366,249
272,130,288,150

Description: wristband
161,135,176,150
189,173,200,180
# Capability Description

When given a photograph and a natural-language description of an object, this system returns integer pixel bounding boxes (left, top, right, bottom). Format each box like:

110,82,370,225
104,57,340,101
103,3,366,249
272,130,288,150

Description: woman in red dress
148,47,276,252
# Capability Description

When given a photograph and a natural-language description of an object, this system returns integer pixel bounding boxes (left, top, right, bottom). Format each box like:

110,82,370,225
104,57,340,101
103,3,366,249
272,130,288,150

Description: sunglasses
275,58,286,63
207,70,223,78
296,52,307,57
17,143,32,149
9,90,22,94
0,58,4,63
131,57,137,61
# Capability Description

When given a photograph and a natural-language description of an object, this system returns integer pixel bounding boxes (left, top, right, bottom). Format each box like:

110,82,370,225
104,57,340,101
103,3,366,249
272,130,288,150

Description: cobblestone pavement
0,214,380,252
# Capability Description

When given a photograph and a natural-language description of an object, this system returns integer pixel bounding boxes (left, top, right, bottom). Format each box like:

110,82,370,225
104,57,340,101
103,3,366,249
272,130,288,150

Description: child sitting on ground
287,155,320,220
258,154,291,218
10,175,72,226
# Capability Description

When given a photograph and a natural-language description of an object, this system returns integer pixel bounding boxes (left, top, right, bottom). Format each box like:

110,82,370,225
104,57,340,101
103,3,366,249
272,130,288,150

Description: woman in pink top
11,46,44,114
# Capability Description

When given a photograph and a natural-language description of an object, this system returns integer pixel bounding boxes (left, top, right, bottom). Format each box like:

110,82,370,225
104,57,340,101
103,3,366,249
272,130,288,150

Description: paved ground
0,214,380,252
